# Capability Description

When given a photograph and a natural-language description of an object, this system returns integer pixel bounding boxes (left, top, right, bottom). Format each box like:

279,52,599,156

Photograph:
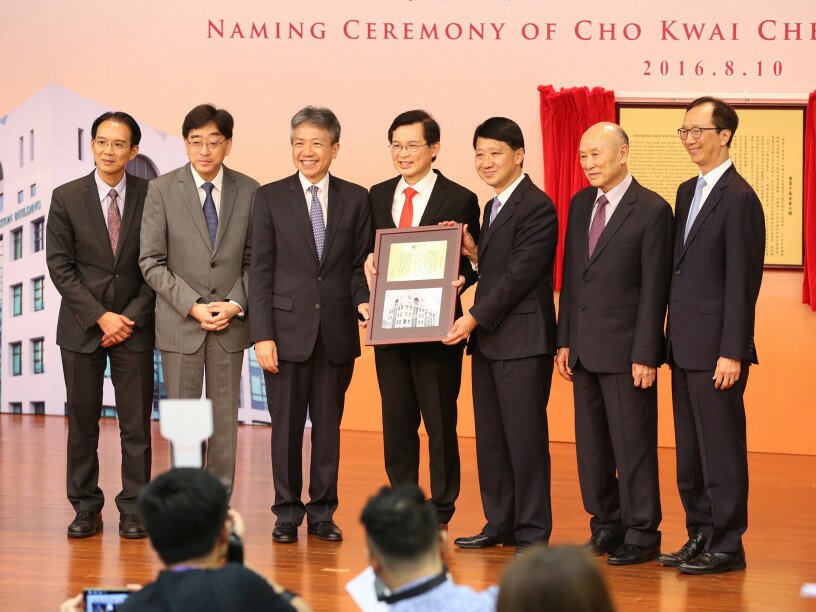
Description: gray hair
290,106,341,144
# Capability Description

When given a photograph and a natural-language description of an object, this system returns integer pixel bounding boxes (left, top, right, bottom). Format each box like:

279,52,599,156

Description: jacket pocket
272,293,294,311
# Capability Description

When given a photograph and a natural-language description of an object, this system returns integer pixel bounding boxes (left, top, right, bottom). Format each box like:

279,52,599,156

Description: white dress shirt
697,158,733,208
391,169,438,227
191,165,224,215
299,172,330,226
588,173,633,231
491,171,527,221
95,170,126,228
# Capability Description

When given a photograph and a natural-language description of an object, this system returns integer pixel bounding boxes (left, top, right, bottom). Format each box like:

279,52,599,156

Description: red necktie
399,187,417,228
107,188,121,255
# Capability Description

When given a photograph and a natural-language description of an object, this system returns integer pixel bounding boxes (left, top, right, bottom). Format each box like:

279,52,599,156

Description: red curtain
539,85,615,291
803,91,816,311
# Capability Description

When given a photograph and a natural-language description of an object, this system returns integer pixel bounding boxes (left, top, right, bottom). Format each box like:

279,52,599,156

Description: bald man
556,123,673,565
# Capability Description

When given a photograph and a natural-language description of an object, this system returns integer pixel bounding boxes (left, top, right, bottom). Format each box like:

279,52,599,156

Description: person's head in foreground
360,484,444,591
497,544,615,612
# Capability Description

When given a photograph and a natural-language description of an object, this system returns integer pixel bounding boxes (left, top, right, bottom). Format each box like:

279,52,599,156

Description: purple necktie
202,182,218,247
107,188,121,255
587,194,608,258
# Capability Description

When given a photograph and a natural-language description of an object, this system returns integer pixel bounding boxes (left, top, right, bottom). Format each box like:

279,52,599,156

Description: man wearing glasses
140,104,259,496
660,97,765,574
363,110,480,530
47,111,155,539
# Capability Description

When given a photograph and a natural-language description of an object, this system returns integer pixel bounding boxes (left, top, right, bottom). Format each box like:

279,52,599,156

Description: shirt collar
700,158,733,187
595,173,633,206
397,168,438,197
299,171,331,196
95,170,126,201
191,165,224,193
495,172,526,206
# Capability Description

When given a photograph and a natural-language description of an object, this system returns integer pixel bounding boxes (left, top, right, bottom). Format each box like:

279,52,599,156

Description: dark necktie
202,182,218,247
107,188,121,255
309,185,326,258
399,187,417,228
588,194,608,257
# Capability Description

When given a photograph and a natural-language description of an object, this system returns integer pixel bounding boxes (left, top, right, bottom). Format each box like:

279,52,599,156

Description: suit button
477,274,483,280
317,276,323,282
583,275,589,282
211,262,216,268
315,303,320,309
675,270,682,276
580,305,587,311
114,273,119,279
211,289,217,295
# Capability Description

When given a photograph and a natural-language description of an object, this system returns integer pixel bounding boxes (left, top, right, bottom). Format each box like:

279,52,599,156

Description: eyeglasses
186,139,227,150
93,138,131,152
388,142,429,153
677,127,720,140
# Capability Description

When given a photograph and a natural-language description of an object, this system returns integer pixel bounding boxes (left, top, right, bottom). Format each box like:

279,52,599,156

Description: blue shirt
390,576,498,611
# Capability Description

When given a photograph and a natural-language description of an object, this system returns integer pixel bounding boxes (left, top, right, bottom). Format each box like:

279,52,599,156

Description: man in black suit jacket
363,110,480,527
250,106,371,544
445,117,557,554
46,112,155,539
556,123,673,565
659,97,765,575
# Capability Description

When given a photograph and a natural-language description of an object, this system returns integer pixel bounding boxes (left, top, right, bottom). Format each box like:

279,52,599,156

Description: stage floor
1,414,814,610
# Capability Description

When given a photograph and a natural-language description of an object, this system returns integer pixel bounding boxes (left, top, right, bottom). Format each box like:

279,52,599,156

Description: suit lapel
179,164,214,253
321,176,344,267
214,166,237,254
83,172,115,262
575,192,593,268
374,176,400,229
480,176,529,257
417,170,447,226
286,173,320,262
585,181,636,269
114,173,139,265
680,165,735,259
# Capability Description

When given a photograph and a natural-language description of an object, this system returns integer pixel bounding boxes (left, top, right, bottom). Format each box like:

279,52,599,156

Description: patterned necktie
399,187,417,228
309,185,326,258
488,196,501,225
587,194,608,257
683,176,707,244
107,188,121,255
202,182,218,247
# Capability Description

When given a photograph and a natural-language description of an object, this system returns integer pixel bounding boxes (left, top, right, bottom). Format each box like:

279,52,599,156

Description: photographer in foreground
61,468,309,611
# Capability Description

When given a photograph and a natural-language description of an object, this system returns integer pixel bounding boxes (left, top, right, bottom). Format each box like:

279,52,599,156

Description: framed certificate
365,224,463,345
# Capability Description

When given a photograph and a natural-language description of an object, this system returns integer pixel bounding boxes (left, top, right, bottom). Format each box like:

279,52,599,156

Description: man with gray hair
556,122,672,565
250,106,372,543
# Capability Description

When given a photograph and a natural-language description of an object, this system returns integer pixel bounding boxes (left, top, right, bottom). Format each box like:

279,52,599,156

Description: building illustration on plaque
0,84,270,423
382,288,442,329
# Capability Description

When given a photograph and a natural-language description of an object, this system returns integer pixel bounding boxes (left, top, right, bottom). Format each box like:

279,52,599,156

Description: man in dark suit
445,117,557,555
363,110,480,528
140,105,259,497
659,97,765,574
250,106,371,544
556,122,673,565
47,112,155,539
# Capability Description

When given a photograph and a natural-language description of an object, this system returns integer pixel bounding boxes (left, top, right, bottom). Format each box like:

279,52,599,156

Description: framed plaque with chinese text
619,103,805,267
365,224,463,345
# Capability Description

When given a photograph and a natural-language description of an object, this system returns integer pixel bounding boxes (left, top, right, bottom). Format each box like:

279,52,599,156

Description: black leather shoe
608,543,660,565
119,514,147,539
272,522,299,543
586,528,625,555
454,532,502,549
67,511,102,538
678,548,746,574
514,541,535,557
307,521,343,542
656,532,706,567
